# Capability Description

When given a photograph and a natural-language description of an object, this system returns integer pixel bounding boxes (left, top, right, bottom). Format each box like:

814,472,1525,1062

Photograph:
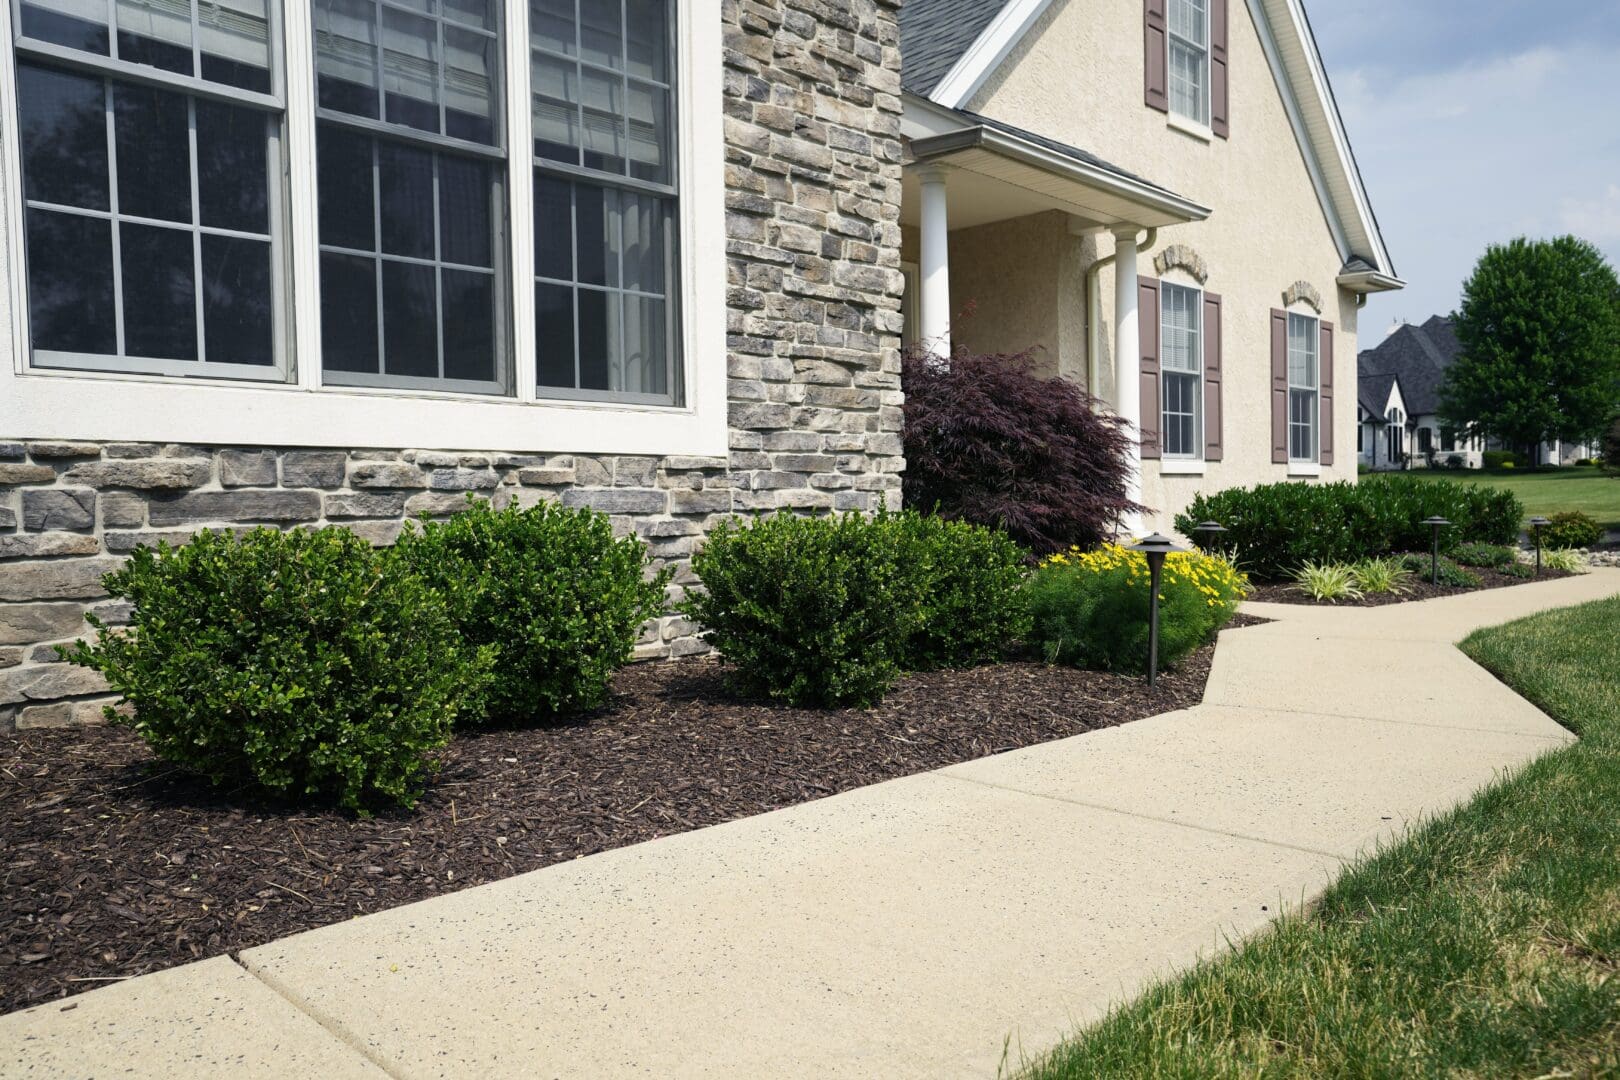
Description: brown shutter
1145,0,1169,112
1270,308,1289,464
1319,320,1335,466
1210,0,1230,137
1203,291,1223,461
1139,278,1162,459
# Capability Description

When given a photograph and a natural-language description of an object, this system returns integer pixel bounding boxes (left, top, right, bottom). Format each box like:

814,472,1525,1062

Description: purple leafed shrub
901,347,1142,556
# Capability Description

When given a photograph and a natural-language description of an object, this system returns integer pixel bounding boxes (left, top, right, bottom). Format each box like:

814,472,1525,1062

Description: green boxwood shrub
1177,476,1523,579
394,498,670,724
1451,542,1516,569
681,511,924,707
1400,553,1481,588
681,511,1029,706
890,513,1031,672
63,527,492,811
1540,510,1603,550
1483,450,1518,469
1023,544,1248,674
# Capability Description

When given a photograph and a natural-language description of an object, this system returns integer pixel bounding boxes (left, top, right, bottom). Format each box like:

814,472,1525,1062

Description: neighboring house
1357,316,1595,469
1356,370,1409,471
0,0,1399,726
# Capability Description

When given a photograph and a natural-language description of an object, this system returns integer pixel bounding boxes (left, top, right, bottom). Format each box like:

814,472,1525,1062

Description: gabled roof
1357,371,1401,421
1358,316,1459,417
897,0,1400,285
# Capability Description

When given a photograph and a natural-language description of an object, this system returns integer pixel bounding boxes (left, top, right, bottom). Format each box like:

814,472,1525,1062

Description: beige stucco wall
963,0,1364,534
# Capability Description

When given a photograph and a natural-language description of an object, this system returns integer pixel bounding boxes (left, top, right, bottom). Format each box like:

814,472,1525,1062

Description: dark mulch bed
0,619,1266,1013
1248,565,1572,607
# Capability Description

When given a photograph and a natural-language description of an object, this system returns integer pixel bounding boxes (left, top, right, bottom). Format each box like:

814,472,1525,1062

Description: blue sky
1307,0,1620,342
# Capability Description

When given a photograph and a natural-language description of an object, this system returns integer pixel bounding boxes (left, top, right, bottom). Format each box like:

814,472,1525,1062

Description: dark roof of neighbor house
1358,371,1399,421
899,0,1012,95
1357,315,1459,417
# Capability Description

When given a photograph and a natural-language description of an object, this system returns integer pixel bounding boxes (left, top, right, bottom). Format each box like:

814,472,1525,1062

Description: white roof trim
924,0,1399,282
929,0,1056,109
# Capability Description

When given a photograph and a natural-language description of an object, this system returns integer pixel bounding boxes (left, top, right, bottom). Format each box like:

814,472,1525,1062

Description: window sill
1288,462,1322,478
1166,113,1214,143
1158,459,1206,476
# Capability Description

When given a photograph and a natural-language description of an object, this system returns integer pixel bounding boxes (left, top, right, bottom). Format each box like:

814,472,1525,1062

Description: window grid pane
1159,282,1201,458
1286,313,1319,462
17,57,279,373
1166,0,1207,125
19,0,272,92
533,0,677,401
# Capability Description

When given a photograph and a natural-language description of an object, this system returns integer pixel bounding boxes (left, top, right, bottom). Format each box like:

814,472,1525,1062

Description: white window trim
1159,459,1206,476
1285,309,1319,465
0,0,727,456
1166,111,1213,143
1159,279,1203,461
1165,0,1211,128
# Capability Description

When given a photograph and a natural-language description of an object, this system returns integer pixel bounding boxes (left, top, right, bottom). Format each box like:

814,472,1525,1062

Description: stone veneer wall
0,0,905,732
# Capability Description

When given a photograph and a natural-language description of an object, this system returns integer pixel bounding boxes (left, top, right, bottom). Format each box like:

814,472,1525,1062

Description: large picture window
313,0,508,392
530,0,678,402
1166,0,1208,126
13,0,283,378
1287,312,1319,463
1159,281,1201,458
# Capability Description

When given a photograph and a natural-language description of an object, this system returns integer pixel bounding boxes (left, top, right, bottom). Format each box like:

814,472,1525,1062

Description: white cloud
1559,185,1620,243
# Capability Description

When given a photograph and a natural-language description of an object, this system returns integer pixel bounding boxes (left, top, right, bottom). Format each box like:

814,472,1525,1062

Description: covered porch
899,113,1210,529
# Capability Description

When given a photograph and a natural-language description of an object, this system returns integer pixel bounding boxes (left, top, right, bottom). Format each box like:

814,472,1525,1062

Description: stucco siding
968,0,1361,531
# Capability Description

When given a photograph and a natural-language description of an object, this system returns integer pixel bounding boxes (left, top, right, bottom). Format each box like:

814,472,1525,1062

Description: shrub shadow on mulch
0,618,1270,1014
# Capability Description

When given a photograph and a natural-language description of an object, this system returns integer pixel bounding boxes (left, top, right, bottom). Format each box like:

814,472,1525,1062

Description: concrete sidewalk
7,570,1618,1079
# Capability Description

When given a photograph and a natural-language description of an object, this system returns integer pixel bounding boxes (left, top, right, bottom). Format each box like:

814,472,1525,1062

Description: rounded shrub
63,527,492,811
1483,450,1518,470
394,498,670,724
681,511,926,707
891,512,1031,672
1450,542,1516,569
1540,510,1603,550
1023,544,1248,674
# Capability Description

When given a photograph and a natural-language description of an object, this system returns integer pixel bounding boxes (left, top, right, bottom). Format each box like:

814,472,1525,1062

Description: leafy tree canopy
1442,236,1620,455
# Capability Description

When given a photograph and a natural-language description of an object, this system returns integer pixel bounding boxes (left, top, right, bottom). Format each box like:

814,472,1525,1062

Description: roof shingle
899,0,1012,95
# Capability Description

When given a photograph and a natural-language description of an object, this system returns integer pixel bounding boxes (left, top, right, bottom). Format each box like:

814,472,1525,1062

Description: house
0,0,1399,726
1356,369,1410,471
1357,316,1595,469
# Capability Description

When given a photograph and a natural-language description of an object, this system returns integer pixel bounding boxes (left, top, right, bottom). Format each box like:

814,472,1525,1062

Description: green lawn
1023,596,1620,1078
1406,464,1620,531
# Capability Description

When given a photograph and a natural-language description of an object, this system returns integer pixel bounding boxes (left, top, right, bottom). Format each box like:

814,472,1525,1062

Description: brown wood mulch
0,618,1267,1014
1247,565,1572,607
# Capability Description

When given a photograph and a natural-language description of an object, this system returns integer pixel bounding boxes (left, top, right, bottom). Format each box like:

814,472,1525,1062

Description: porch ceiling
903,119,1211,232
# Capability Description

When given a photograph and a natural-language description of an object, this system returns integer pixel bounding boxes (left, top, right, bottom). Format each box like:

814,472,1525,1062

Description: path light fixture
1421,515,1452,585
1192,521,1227,553
1132,532,1188,688
1529,516,1551,576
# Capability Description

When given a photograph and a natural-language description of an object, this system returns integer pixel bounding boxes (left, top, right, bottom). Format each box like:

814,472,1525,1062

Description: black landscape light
1529,516,1551,576
1133,532,1188,688
1192,520,1227,553
1421,515,1452,585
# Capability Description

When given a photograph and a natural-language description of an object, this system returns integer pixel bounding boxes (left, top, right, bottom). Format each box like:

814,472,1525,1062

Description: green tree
1442,236,1620,463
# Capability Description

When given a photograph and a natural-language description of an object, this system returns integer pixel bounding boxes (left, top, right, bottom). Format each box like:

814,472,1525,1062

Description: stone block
21,489,95,531
219,449,278,487
17,697,126,729
0,505,13,529
101,492,146,528
349,462,428,489
614,457,659,487
343,520,405,547
148,490,322,526
669,489,734,515
1,663,109,705
561,488,669,515
516,467,576,487
103,530,208,553
103,442,162,459
0,559,119,602
281,451,347,488
0,533,102,559
0,603,88,644
26,441,101,458
427,468,500,491
0,646,22,668
404,492,473,517
574,458,613,486
90,599,134,626
65,459,211,489
323,493,408,519
0,463,56,485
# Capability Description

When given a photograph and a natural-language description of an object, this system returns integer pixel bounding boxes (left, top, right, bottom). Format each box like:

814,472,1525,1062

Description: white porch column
1112,226,1143,534
917,166,951,357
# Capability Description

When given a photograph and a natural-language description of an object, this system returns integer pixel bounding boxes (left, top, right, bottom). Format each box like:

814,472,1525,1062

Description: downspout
1085,227,1157,399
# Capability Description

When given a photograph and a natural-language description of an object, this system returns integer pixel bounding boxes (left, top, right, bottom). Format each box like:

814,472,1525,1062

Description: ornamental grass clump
1023,544,1248,673
1350,556,1413,595
394,498,670,724
1293,561,1364,603
62,527,494,811
1542,548,1590,574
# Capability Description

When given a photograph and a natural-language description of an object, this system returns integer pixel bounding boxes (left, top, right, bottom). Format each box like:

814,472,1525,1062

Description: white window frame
1286,310,1318,464
1165,0,1209,128
1158,279,1201,460
0,0,726,456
